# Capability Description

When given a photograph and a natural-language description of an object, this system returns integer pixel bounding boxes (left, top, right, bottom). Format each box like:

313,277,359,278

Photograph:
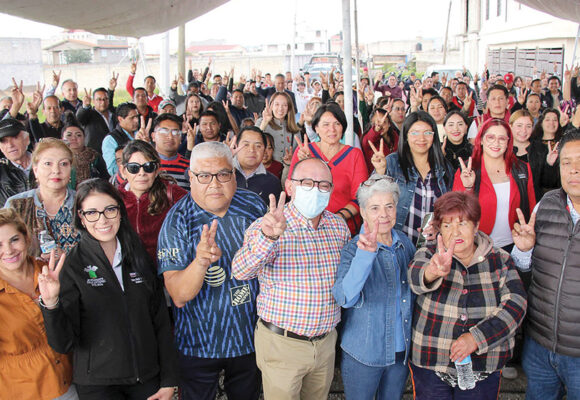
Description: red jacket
119,181,187,265
126,74,163,112
361,127,399,173
452,158,536,235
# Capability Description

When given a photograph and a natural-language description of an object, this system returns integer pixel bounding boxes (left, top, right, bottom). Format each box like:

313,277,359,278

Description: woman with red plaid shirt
408,191,527,399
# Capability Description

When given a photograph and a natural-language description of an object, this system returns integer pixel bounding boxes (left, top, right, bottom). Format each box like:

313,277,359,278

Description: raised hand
463,91,473,110
441,136,447,156
473,73,480,84
171,75,178,90
560,104,570,127
517,87,528,105
136,116,152,142
282,148,292,165
83,88,92,107
194,220,222,269
294,134,311,161
38,249,66,308
10,77,25,108
368,139,387,175
357,219,379,252
222,100,230,114
225,132,244,157
424,234,456,283
261,98,272,124
261,192,287,239
130,62,137,75
365,86,375,105
109,72,119,91
546,140,559,166
573,64,580,78
512,208,537,252
565,64,572,81
458,156,475,189
441,73,448,86
183,120,197,151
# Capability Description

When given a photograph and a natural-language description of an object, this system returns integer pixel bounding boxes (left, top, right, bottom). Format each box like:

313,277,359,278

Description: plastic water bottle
455,355,476,390
39,230,57,255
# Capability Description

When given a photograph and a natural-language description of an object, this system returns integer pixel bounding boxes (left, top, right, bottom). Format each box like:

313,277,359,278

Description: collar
121,127,135,139
158,152,179,161
567,195,580,225
33,188,75,210
112,238,123,268
233,157,267,179
9,152,32,172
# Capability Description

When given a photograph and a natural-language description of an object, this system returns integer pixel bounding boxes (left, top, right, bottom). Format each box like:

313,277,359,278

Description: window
316,30,321,38
101,49,107,57
497,0,502,16
305,43,314,51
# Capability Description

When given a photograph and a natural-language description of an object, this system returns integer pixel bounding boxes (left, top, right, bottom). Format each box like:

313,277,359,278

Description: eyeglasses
360,175,395,187
409,131,435,136
125,161,159,174
155,128,183,136
191,170,234,184
80,206,120,222
484,135,509,144
391,107,405,112
290,178,333,193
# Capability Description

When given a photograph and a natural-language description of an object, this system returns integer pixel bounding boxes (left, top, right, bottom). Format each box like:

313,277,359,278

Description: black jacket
76,99,118,153
41,233,178,387
0,158,36,206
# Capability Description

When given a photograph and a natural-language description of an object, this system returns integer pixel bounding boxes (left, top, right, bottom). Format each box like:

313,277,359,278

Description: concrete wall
0,38,43,90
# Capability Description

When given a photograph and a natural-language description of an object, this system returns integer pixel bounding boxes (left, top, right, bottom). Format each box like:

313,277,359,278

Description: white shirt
111,238,124,291
490,181,512,248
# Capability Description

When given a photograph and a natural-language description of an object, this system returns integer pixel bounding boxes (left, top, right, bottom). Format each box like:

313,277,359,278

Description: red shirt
265,160,284,180
361,127,398,173
126,74,163,112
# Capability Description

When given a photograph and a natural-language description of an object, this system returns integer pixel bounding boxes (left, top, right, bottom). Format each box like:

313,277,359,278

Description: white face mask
292,186,331,219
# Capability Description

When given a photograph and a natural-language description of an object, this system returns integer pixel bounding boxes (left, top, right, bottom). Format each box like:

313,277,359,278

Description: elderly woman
61,116,109,188
0,208,76,400
333,175,416,400
289,102,369,235
118,140,187,265
408,191,527,399
4,138,80,257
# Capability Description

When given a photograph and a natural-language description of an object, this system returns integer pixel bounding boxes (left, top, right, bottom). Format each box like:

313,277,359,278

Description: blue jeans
522,336,580,400
341,350,408,400
410,363,501,400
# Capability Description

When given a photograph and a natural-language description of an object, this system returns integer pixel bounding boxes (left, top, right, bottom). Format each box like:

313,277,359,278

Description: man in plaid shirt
233,158,350,400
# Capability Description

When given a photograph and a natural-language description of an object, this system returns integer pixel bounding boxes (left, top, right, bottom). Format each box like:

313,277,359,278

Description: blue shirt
102,128,134,176
157,189,266,358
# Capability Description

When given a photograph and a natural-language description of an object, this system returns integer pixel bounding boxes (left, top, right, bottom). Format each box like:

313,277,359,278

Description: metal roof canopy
515,0,580,24
1,0,229,38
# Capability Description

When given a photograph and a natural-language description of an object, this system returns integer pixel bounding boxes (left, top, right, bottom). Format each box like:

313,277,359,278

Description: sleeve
304,122,318,142
188,69,194,84
126,74,135,98
321,89,330,104
76,105,92,125
407,246,444,295
28,117,45,142
231,218,279,280
332,240,377,308
102,135,119,176
44,85,56,97
150,275,179,387
256,85,269,98
469,255,527,355
467,120,479,139
168,86,178,101
157,208,193,274
201,66,209,83
348,149,370,208
94,155,110,179
215,85,228,103
108,89,115,112
41,260,81,354
451,168,466,191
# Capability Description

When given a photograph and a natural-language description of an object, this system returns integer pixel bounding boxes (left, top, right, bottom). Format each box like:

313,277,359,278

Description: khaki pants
254,321,337,400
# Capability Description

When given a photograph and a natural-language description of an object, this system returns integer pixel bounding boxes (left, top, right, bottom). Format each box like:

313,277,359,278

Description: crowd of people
0,58,579,400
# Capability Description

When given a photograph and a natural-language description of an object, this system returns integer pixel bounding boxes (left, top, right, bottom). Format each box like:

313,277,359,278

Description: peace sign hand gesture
294,134,311,161
225,132,244,157
262,98,272,124
368,139,387,175
194,220,222,269
357,219,379,252
546,140,560,166
183,120,197,151
424,234,456,283
109,72,119,91
512,208,537,252
261,192,287,239
83,88,92,107
136,116,152,143
458,156,475,189
517,87,528,105
463,91,473,110
38,249,67,309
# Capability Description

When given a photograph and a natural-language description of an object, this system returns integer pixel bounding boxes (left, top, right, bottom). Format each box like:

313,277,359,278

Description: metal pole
354,0,363,129
290,0,297,75
159,31,170,97
572,23,580,65
178,24,186,89
342,0,353,146
442,0,452,64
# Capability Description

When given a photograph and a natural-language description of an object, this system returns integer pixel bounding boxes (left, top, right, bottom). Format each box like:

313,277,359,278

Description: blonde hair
31,138,73,166
268,92,300,133
509,109,533,126
0,208,30,243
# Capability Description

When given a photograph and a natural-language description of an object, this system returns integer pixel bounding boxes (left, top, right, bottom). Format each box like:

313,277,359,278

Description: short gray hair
357,175,400,209
190,141,233,170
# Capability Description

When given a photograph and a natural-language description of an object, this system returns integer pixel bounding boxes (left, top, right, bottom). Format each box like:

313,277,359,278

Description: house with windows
43,30,130,65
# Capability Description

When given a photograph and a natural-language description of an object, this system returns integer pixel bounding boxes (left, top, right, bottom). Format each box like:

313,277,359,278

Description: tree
63,49,92,64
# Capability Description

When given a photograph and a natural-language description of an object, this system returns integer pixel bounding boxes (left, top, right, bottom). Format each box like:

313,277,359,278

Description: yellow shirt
0,258,72,400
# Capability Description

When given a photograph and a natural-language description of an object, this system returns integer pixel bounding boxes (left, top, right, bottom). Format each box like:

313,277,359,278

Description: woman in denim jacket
333,175,416,400
372,111,453,246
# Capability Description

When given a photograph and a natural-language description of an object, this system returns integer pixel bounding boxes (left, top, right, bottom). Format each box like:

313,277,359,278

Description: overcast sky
0,0,460,50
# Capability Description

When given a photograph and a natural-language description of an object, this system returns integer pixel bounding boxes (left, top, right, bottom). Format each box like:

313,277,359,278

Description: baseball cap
0,118,25,139
158,99,176,110
503,73,514,84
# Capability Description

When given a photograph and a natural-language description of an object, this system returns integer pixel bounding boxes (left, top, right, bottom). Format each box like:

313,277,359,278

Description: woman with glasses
333,176,416,400
442,111,472,171
452,118,536,252
372,111,452,246
118,141,187,266
4,138,80,258
0,209,76,400
38,178,177,399
289,102,369,235
61,115,109,188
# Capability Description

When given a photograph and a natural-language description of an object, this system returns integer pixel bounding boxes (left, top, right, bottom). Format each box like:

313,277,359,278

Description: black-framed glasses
360,175,396,187
191,170,234,184
80,206,120,222
290,178,333,193
125,161,158,174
